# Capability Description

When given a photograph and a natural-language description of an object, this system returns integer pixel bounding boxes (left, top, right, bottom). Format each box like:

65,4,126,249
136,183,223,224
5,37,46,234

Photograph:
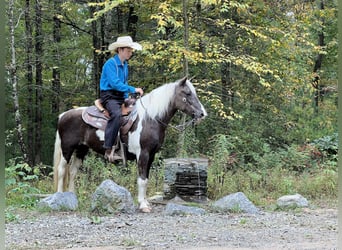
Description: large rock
164,203,206,216
277,193,309,208
212,192,259,214
91,179,135,214
37,192,78,211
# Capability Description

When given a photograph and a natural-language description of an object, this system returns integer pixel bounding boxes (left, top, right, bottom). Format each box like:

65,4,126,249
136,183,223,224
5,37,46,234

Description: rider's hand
135,87,144,96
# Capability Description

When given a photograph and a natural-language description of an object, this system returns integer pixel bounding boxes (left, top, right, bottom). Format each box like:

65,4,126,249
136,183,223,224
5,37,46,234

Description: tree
5,0,337,166
34,0,43,164
8,0,29,163
25,0,34,165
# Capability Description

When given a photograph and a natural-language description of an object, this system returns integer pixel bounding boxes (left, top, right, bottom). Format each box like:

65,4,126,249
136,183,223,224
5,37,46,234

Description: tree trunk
117,7,123,33
52,0,61,115
34,0,43,164
177,0,189,157
25,0,34,166
90,6,101,97
8,0,29,163
312,0,325,113
182,0,189,76
127,5,138,39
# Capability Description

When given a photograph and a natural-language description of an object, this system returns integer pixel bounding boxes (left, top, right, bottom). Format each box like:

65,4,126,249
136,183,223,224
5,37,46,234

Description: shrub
310,133,338,161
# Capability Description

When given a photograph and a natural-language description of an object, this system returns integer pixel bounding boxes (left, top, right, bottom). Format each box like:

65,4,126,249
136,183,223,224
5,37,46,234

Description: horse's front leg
138,177,150,212
137,151,153,213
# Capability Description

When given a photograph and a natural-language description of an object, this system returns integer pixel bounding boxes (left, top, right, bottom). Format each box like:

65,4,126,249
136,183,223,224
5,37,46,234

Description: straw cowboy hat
108,36,142,52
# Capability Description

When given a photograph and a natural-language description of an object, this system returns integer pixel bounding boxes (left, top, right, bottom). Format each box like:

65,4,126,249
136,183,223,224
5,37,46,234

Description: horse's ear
179,76,188,86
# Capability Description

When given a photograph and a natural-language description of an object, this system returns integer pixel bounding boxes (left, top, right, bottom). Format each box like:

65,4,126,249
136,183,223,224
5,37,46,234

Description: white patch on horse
95,129,104,141
137,177,150,209
127,117,143,158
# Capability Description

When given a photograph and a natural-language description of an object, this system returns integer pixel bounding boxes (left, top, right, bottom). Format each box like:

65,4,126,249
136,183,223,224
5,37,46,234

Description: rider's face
119,47,134,61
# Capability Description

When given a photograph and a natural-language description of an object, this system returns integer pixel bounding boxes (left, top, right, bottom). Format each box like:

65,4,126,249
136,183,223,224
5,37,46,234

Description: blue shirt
99,55,136,97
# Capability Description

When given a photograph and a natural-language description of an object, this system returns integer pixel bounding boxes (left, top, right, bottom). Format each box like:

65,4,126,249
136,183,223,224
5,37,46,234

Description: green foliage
6,161,41,207
5,0,338,215
5,160,51,221
310,133,338,160
206,134,337,204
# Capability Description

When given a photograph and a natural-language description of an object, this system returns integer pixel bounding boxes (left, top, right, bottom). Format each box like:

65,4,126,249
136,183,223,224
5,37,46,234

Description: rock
148,194,164,203
164,203,206,216
212,192,259,214
37,192,78,211
91,179,135,214
277,193,309,208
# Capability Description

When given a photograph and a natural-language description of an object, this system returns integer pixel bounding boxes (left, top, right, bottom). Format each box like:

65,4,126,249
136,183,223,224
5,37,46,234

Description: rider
100,36,144,162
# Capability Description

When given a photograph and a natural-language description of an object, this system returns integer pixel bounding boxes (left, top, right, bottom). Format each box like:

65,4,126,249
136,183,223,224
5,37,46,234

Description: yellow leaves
86,0,128,23
259,78,271,88
197,83,236,121
150,2,182,35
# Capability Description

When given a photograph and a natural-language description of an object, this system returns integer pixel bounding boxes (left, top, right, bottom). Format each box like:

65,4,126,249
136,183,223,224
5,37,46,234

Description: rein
138,98,195,132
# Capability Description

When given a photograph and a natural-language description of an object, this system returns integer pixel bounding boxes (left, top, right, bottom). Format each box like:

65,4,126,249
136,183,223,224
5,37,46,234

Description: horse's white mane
137,79,195,120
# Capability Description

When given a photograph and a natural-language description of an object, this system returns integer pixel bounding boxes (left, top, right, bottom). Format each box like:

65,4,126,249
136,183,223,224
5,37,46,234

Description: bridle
138,96,197,132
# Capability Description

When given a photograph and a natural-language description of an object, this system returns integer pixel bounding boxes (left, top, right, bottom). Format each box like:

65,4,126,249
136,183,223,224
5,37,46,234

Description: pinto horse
53,77,207,212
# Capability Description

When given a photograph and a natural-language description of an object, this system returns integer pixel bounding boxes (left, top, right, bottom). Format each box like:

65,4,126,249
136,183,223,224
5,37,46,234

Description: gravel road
5,203,337,250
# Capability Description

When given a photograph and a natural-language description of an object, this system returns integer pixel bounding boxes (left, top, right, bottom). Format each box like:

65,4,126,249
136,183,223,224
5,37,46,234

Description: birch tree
8,0,29,163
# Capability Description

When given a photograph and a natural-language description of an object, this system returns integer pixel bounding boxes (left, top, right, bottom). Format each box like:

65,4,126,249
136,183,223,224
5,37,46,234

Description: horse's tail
53,130,62,192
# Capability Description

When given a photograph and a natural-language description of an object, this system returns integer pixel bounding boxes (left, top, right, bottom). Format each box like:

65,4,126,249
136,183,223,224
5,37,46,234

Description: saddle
81,98,138,137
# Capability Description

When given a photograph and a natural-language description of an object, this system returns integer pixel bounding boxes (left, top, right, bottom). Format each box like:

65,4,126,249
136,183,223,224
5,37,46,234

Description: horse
53,76,207,212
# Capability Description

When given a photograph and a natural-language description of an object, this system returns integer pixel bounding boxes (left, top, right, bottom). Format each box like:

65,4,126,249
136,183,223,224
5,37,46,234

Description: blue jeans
100,91,124,149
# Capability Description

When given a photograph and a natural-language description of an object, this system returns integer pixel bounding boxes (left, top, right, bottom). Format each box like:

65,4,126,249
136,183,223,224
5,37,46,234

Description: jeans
100,91,124,149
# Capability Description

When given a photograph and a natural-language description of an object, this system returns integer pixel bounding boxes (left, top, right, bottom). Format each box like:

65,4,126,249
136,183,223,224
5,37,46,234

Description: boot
104,148,122,163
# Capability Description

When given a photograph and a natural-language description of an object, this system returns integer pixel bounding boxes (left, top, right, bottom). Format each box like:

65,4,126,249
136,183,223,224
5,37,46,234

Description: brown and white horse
53,77,207,212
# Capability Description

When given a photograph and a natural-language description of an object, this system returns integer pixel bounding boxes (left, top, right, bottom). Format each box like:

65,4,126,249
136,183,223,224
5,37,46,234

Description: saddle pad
82,106,108,131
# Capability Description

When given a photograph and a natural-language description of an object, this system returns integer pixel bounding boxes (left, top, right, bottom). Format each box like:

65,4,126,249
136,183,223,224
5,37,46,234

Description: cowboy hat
108,36,142,52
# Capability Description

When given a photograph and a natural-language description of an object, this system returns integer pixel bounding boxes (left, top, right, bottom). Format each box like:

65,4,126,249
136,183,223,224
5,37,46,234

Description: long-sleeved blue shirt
99,55,136,97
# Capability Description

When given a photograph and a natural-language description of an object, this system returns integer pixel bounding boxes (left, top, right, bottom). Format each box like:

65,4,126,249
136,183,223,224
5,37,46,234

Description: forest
5,0,338,205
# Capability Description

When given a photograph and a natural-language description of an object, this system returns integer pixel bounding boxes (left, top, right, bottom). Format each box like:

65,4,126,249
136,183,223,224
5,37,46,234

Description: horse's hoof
140,207,152,213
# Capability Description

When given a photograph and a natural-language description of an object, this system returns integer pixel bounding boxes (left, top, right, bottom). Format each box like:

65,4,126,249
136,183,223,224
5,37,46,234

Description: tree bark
312,0,325,113
8,0,29,163
117,7,123,33
90,6,101,97
177,0,189,157
127,5,138,39
25,0,34,166
52,0,61,115
34,0,43,164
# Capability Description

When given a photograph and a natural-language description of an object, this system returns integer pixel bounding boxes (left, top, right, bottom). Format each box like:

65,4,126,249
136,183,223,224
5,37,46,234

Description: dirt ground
5,202,338,250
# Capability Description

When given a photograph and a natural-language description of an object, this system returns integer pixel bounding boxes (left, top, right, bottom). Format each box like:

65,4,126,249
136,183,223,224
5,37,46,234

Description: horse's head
174,77,207,123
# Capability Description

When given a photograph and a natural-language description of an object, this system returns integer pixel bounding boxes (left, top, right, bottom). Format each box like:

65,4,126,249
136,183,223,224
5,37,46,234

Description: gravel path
5,203,337,250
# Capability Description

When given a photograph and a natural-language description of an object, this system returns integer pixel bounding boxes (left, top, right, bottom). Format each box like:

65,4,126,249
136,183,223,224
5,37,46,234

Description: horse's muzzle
192,111,207,124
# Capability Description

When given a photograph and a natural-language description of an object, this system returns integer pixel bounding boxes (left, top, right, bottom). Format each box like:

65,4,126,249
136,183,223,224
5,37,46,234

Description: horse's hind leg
68,154,82,193
57,157,68,192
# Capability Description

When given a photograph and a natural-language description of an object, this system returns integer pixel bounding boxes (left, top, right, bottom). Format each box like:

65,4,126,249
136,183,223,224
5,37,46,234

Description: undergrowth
5,133,337,221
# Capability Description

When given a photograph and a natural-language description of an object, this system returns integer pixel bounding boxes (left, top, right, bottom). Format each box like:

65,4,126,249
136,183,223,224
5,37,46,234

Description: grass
5,150,337,220
207,165,337,207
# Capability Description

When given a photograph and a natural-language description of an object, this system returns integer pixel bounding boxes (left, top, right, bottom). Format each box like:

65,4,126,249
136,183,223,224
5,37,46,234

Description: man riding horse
99,36,144,162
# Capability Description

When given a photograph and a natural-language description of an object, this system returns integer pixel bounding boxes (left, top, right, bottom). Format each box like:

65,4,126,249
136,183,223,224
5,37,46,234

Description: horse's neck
156,107,177,125
139,84,177,123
